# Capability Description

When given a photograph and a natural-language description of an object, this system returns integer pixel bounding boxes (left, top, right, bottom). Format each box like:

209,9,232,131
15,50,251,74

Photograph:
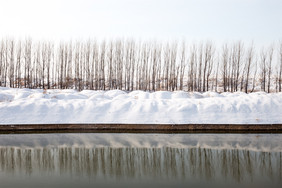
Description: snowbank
0,87,281,124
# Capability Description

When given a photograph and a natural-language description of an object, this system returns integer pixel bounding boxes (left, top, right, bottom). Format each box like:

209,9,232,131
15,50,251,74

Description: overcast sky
0,0,281,45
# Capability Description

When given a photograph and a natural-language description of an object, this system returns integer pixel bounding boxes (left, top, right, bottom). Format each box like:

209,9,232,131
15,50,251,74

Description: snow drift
0,87,281,124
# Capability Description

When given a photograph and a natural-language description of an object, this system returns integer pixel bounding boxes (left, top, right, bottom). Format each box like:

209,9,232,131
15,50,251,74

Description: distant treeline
0,38,281,92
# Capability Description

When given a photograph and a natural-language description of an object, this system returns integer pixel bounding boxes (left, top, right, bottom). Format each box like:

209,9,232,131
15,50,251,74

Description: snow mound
0,87,281,124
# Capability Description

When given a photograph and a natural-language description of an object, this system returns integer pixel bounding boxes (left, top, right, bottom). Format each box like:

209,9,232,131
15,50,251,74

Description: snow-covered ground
0,87,281,124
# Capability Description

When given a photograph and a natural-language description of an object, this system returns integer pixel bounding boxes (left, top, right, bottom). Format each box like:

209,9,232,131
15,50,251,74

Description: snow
0,87,281,124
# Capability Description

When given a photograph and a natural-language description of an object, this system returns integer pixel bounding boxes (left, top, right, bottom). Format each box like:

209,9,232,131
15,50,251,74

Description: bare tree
15,40,22,88
222,44,229,92
179,41,186,91
279,42,282,92
267,46,274,93
23,38,32,88
0,39,4,87
260,49,267,92
202,42,214,92
215,58,220,92
7,39,15,88
244,45,254,93
187,44,196,91
251,58,258,92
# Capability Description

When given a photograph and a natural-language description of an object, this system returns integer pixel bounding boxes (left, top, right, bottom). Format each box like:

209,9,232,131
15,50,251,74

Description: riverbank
1,123,282,133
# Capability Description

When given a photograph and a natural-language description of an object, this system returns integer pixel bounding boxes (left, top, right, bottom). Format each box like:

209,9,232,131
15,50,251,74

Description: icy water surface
0,133,281,188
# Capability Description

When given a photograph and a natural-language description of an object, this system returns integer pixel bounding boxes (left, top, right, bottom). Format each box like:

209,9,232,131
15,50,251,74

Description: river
0,133,281,187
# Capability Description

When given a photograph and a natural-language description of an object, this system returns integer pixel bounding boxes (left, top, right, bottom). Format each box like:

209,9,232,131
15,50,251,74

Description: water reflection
0,134,281,187
0,147,281,182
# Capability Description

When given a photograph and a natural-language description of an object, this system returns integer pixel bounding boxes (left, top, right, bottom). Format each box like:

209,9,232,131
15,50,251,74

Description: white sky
0,0,282,45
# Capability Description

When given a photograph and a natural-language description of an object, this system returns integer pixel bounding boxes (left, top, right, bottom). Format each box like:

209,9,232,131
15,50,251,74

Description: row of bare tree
0,38,282,92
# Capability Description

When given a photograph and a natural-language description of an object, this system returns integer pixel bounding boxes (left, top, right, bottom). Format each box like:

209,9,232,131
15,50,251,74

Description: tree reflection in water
0,146,281,183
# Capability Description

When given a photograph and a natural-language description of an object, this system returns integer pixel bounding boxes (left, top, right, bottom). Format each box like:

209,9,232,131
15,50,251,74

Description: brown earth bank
0,124,282,133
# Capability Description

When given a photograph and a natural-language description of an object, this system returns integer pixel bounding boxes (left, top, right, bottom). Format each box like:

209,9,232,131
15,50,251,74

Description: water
0,133,281,188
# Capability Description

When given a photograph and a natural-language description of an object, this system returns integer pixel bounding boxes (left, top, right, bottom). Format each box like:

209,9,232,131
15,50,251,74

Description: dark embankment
0,124,282,133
